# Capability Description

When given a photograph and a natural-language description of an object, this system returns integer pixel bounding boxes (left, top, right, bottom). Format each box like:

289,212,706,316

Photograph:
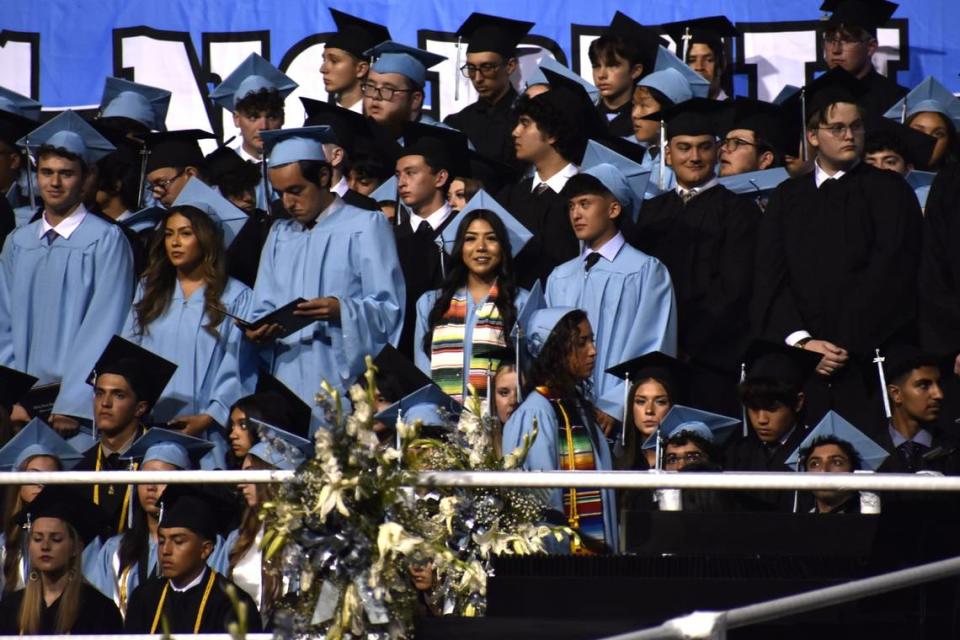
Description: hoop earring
29,570,39,582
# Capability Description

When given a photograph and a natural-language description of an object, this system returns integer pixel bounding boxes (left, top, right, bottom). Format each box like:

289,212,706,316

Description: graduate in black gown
497,68,604,289
629,98,761,417
125,484,261,633
444,13,532,175
391,123,467,358
819,0,908,116
660,16,739,102
0,486,122,634
752,69,922,429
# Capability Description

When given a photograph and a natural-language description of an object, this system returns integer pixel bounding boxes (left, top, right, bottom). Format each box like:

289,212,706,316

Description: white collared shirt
170,567,207,593
234,141,261,164
409,202,452,233
676,176,719,201
581,232,625,264
814,159,858,188
39,203,88,240
115,210,133,223
531,162,579,195
339,98,364,114
331,176,350,197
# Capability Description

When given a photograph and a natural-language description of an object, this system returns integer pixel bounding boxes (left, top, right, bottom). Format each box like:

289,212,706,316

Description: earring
29,570,39,582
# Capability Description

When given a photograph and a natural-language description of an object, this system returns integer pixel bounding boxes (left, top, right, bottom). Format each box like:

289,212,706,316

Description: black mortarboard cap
158,484,237,540
605,12,668,75
0,109,37,148
88,336,177,408
327,9,391,60
821,0,898,31
254,370,312,440
660,16,738,58
456,13,535,59
534,66,608,142
18,485,108,545
361,344,434,403
791,67,868,124
882,344,941,383
466,148,517,193
300,96,372,157
399,122,471,179
641,97,728,139
143,129,214,173
0,365,39,415
606,351,689,402
743,340,822,389
864,113,937,168
723,97,795,157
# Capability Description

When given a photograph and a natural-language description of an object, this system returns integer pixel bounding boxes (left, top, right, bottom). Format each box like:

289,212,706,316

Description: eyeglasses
664,451,705,466
460,62,503,78
823,34,870,48
816,122,865,138
361,83,412,101
147,169,185,192
720,137,757,151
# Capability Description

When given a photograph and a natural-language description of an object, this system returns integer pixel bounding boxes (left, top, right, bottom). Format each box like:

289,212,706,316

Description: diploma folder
227,298,315,338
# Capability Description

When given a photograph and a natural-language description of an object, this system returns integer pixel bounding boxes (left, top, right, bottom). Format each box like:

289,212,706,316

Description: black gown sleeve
918,164,960,358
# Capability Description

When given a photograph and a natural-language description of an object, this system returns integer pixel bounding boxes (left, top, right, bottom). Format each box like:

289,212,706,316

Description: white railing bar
602,554,960,640
2,470,960,492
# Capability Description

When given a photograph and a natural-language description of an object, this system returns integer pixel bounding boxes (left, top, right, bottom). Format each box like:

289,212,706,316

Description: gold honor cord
538,389,583,555
150,571,217,634
93,445,139,533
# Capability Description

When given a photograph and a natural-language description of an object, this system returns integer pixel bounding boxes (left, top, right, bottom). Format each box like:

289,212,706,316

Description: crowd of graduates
0,0,959,633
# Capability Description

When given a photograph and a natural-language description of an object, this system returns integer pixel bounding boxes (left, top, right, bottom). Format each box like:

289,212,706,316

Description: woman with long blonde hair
0,486,122,633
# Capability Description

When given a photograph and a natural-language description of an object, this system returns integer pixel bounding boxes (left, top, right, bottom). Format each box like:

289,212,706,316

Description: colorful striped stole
538,388,607,555
430,283,507,402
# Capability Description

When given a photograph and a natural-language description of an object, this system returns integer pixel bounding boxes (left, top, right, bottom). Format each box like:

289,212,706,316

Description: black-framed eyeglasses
816,122,865,138
664,451,705,466
720,137,757,151
360,83,412,101
147,168,185,192
460,62,503,78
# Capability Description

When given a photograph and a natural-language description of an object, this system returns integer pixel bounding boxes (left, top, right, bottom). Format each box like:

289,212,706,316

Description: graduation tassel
127,460,136,531
486,361,493,417
24,136,36,211
395,407,404,457
395,189,402,227
792,461,801,513
874,348,892,419
454,36,463,102
740,362,748,437
135,144,149,209
260,155,270,212
437,238,446,280
620,373,631,447
800,88,809,162
681,27,692,64
658,120,666,191
515,329,523,404
899,98,907,125
655,427,663,471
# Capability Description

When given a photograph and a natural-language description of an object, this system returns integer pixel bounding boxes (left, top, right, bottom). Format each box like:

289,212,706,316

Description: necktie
43,229,58,245
898,441,926,472
584,252,601,272
414,221,433,238
534,182,551,196
680,189,697,204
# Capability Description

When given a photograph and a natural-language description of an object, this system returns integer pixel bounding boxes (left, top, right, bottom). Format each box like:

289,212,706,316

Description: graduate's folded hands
802,339,849,376
294,296,341,321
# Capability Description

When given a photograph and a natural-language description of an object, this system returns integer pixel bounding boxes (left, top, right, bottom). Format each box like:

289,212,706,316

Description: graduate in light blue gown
0,418,83,599
247,126,405,429
0,87,41,223
502,307,619,554
414,190,532,402
883,76,960,173
84,428,220,616
0,111,133,427
121,179,253,469
546,149,677,420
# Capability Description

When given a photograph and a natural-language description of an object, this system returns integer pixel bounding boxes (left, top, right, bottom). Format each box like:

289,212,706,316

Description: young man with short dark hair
362,42,446,136
321,9,390,113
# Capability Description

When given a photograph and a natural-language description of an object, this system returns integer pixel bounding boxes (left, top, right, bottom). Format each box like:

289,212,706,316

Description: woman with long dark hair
502,308,619,554
121,184,253,469
414,193,531,403
0,486,122,633
0,419,82,598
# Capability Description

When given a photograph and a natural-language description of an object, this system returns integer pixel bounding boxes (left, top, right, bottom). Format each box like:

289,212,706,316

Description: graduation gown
0,195,14,247
545,241,679,417
0,582,123,634
502,390,619,553
414,287,530,400
857,68,909,117
341,188,380,211
251,197,405,429
918,163,960,359
752,163,922,427
724,425,808,512
393,213,455,360
598,100,634,138
125,570,262,634
122,279,253,468
444,87,521,174
74,428,148,537
226,208,274,289
0,208,134,419
629,184,759,415
497,178,580,289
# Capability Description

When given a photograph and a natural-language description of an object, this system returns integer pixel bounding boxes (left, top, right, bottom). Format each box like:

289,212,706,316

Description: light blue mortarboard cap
884,76,960,130
370,175,397,202
638,67,695,106
527,57,601,105
373,383,463,430
0,418,83,471
523,307,580,359
209,53,298,112
121,427,213,470
651,46,709,99
641,405,741,450
261,125,335,167
439,189,533,258
172,177,249,247
365,41,447,88
718,167,790,196
247,417,313,471
509,280,545,343
581,139,652,221
772,85,800,106
785,410,890,471
18,110,116,165
0,86,42,121
99,77,172,131
906,170,936,209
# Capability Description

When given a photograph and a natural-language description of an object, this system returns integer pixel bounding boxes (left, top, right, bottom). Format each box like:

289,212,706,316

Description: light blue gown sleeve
53,230,134,418
0,236,17,366
204,283,254,426
209,528,240,575
85,534,122,601
413,290,439,376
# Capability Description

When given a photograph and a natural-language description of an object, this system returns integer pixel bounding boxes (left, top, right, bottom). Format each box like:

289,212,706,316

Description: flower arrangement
260,359,571,639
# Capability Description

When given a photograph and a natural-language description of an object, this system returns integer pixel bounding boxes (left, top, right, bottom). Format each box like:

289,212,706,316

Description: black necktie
534,182,550,196
43,229,57,245
414,222,433,238
898,441,927,472
584,252,601,272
